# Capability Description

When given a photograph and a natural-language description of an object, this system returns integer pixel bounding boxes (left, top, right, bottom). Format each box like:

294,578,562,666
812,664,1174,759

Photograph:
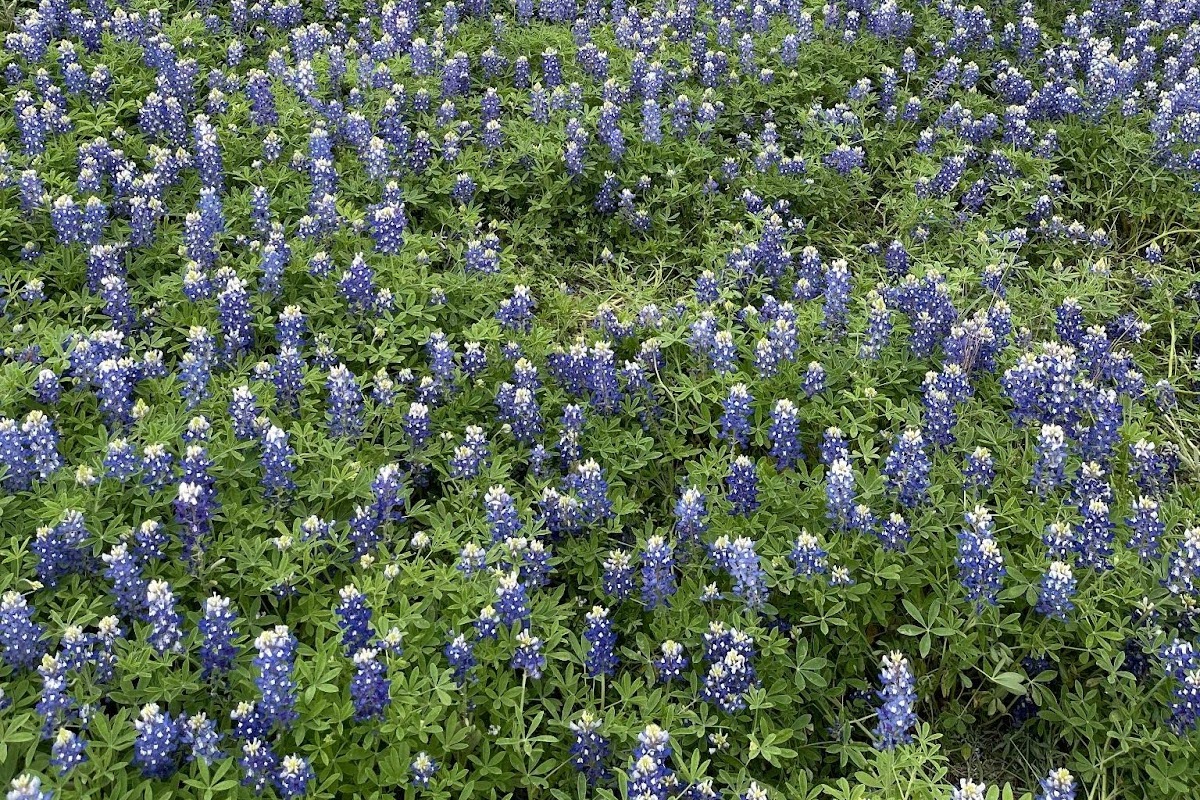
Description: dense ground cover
2,0,1200,797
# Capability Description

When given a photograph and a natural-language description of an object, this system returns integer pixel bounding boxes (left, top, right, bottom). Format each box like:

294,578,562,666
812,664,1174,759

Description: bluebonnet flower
1127,497,1164,561
569,711,609,784
338,254,383,316
1128,439,1177,496
229,386,260,440
32,511,90,588
1162,640,1200,733
1167,527,1200,599
21,411,61,479
521,540,552,588
641,536,677,610
1037,561,1076,620
1,591,45,670
963,447,995,490
229,701,269,744
253,626,298,730
199,595,238,678
873,651,917,749
0,418,33,491
180,328,215,408
474,604,501,641
140,445,173,493
180,713,224,765
217,275,254,359
859,290,893,360
326,364,365,440
820,427,850,466
726,456,760,516
337,586,374,655
695,270,719,304
453,537,482,575
411,752,438,788
719,384,754,448
957,507,1006,610
404,402,431,449
883,428,931,508
708,331,738,374
258,425,296,497
240,739,279,795
485,486,523,543
700,624,757,713
56,626,92,673
496,287,536,334
146,580,183,654
754,317,798,377
583,606,618,677
495,572,531,629
102,543,147,619
1036,769,1076,800
36,655,75,736
803,362,826,397
444,634,476,685
133,703,180,779
1032,424,1068,495
175,446,219,558
567,459,614,526
951,780,987,800
50,728,87,774
585,342,623,415
711,535,767,610
495,383,542,444
790,532,829,578
602,550,635,601
627,725,673,800
823,144,865,175
1154,379,1178,413
653,640,689,684
6,775,52,800
511,630,546,679
826,458,856,527
768,399,803,470
674,487,708,547
276,754,314,798
350,648,391,721
1076,499,1115,571
1043,522,1075,560
880,513,911,552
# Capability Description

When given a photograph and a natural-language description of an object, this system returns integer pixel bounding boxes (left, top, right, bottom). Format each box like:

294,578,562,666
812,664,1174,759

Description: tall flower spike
873,650,917,749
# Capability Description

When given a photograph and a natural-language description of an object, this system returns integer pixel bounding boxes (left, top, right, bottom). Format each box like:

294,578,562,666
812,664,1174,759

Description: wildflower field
3,0,1200,798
